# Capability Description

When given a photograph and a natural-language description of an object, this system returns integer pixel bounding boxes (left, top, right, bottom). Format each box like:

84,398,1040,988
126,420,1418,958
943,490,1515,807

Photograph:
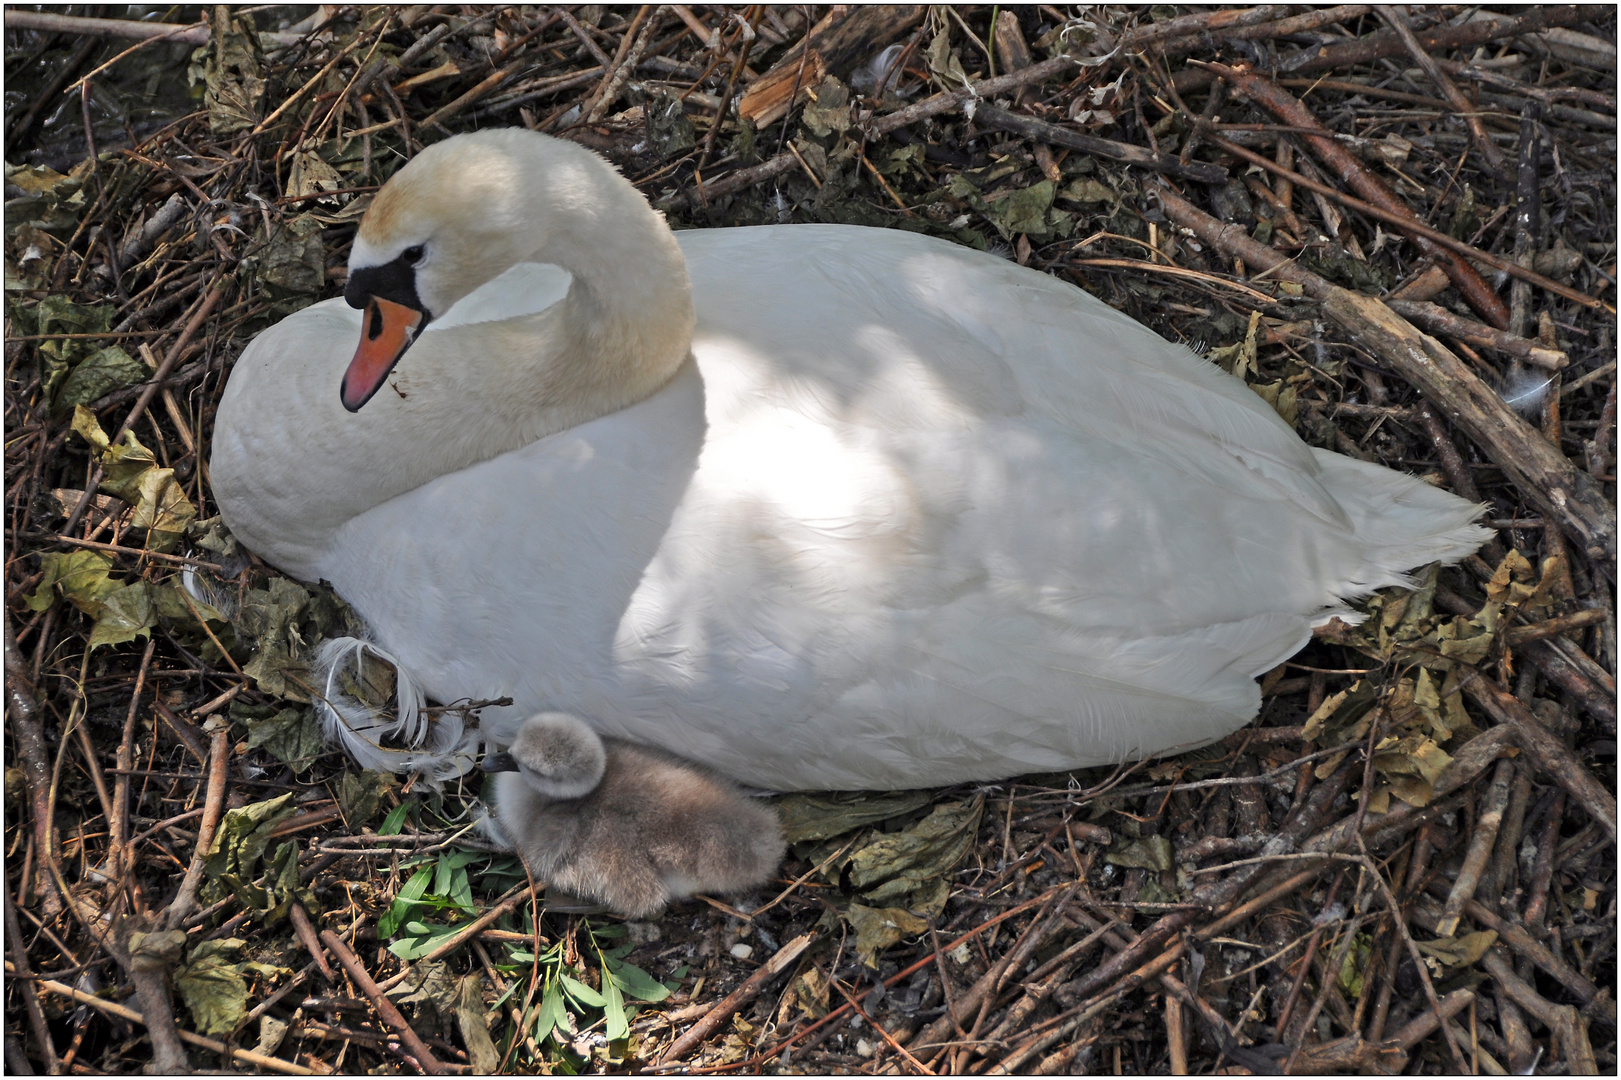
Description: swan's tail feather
312,637,479,781
1314,449,1493,619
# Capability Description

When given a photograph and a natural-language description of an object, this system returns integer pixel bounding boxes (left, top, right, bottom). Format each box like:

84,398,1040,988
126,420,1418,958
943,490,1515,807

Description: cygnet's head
482,712,607,801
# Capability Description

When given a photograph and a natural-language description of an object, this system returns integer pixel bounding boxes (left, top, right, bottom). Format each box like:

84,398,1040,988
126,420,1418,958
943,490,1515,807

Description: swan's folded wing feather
679,226,1350,528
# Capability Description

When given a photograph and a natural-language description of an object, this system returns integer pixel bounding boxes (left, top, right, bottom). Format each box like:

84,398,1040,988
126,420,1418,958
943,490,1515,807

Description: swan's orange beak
341,296,422,412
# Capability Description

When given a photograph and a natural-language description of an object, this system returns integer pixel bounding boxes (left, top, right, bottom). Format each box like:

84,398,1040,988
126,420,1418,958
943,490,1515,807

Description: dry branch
1156,186,1618,562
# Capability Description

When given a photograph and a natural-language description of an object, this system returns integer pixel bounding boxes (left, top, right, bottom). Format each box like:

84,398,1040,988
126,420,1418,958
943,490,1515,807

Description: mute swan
483,712,785,918
210,128,1489,790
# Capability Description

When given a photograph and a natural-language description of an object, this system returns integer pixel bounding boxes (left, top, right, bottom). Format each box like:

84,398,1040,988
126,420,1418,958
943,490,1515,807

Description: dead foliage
3,5,1616,1075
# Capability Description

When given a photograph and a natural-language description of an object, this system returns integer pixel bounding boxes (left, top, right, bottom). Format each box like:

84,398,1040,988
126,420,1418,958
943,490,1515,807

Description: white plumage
210,129,1488,791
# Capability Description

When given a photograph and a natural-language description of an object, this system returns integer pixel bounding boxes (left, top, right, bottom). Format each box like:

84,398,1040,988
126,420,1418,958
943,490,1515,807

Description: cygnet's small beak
481,751,519,773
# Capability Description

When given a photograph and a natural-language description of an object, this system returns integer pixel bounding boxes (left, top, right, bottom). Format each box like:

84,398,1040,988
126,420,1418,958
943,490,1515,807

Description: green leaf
380,865,433,938
604,958,671,1003
602,972,629,1041
242,706,324,774
86,581,155,649
379,802,409,836
173,939,250,1037
53,345,147,412
205,793,296,888
388,923,459,961
338,770,396,828
26,550,119,613
560,973,605,1009
533,978,566,1045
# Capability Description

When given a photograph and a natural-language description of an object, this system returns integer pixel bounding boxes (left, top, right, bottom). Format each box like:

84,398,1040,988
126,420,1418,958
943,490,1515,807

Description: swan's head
340,129,641,411
482,712,606,801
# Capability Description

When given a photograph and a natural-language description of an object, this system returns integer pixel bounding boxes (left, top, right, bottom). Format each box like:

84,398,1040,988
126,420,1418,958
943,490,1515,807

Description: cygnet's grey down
484,712,786,919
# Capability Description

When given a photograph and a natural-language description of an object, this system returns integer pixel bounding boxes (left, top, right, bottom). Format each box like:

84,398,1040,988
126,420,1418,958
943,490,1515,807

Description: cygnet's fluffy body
489,713,785,918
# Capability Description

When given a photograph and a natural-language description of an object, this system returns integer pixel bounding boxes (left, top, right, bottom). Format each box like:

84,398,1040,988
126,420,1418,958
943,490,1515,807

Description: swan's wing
677,225,1350,527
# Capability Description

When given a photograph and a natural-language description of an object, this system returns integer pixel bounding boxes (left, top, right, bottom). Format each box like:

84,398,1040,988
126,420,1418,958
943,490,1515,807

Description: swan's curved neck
444,198,693,452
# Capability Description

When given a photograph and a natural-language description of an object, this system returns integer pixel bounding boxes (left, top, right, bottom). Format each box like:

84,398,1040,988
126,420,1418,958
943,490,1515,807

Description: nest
4,5,1615,1075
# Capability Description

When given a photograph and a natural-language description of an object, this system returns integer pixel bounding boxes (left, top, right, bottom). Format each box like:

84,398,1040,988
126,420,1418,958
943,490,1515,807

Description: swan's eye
401,245,425,265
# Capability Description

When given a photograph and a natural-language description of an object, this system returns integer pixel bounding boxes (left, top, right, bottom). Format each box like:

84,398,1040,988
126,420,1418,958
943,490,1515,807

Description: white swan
210,128,1489,791
484,712,785,918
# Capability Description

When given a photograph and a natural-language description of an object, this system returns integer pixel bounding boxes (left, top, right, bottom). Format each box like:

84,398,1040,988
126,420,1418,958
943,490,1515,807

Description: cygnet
484,712,786,919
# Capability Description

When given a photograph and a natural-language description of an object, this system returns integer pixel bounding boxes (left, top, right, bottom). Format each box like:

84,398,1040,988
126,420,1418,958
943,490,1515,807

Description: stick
1174,5,1592,92
1155,186,1618,563
3,611,65,917
1455,669,1618,842
662,54,1084,212
738,5,926,127
1386,301,1568,371
1204,64,1509,327
164,726,231,930
972,103,1228,184
1424,886,1600,1005
26,970,312,1074
3,892,59,1072
1436,759,1514,936
288,903,334,982
319,930,447,1074
1480,948,1598,1074
1207,131,1608,317
909,884,1080,1059
2,9,304,46
1165,994,1188,1074
659,931,816,1063
1377,6,1505,176
1504,610,1610,645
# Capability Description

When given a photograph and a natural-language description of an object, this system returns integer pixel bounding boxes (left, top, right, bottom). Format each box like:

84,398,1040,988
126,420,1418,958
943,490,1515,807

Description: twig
319,930,447,1074
289,902,334,982
1207,131,1610,317
1456,668,1617,842
1436,758,1515,935
1424,886,1601,1005
3,9,303,46
1156,185,1617,563
1386,300,1568,371
3,890,59,1073
972,103,1228,184
1174,5,1593,92
1480,948,1598,1074
164,725,230,930
1204,64,1511,327
25,969,312,1074
1359,838,1470,1071
659,931,816,1063
4,609,65,917
828,976,936,1074
1377,6,1506,176
582,5,657,127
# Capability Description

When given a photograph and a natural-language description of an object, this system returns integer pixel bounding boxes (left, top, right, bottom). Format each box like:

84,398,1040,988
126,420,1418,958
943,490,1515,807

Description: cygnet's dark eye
401,244,425,266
